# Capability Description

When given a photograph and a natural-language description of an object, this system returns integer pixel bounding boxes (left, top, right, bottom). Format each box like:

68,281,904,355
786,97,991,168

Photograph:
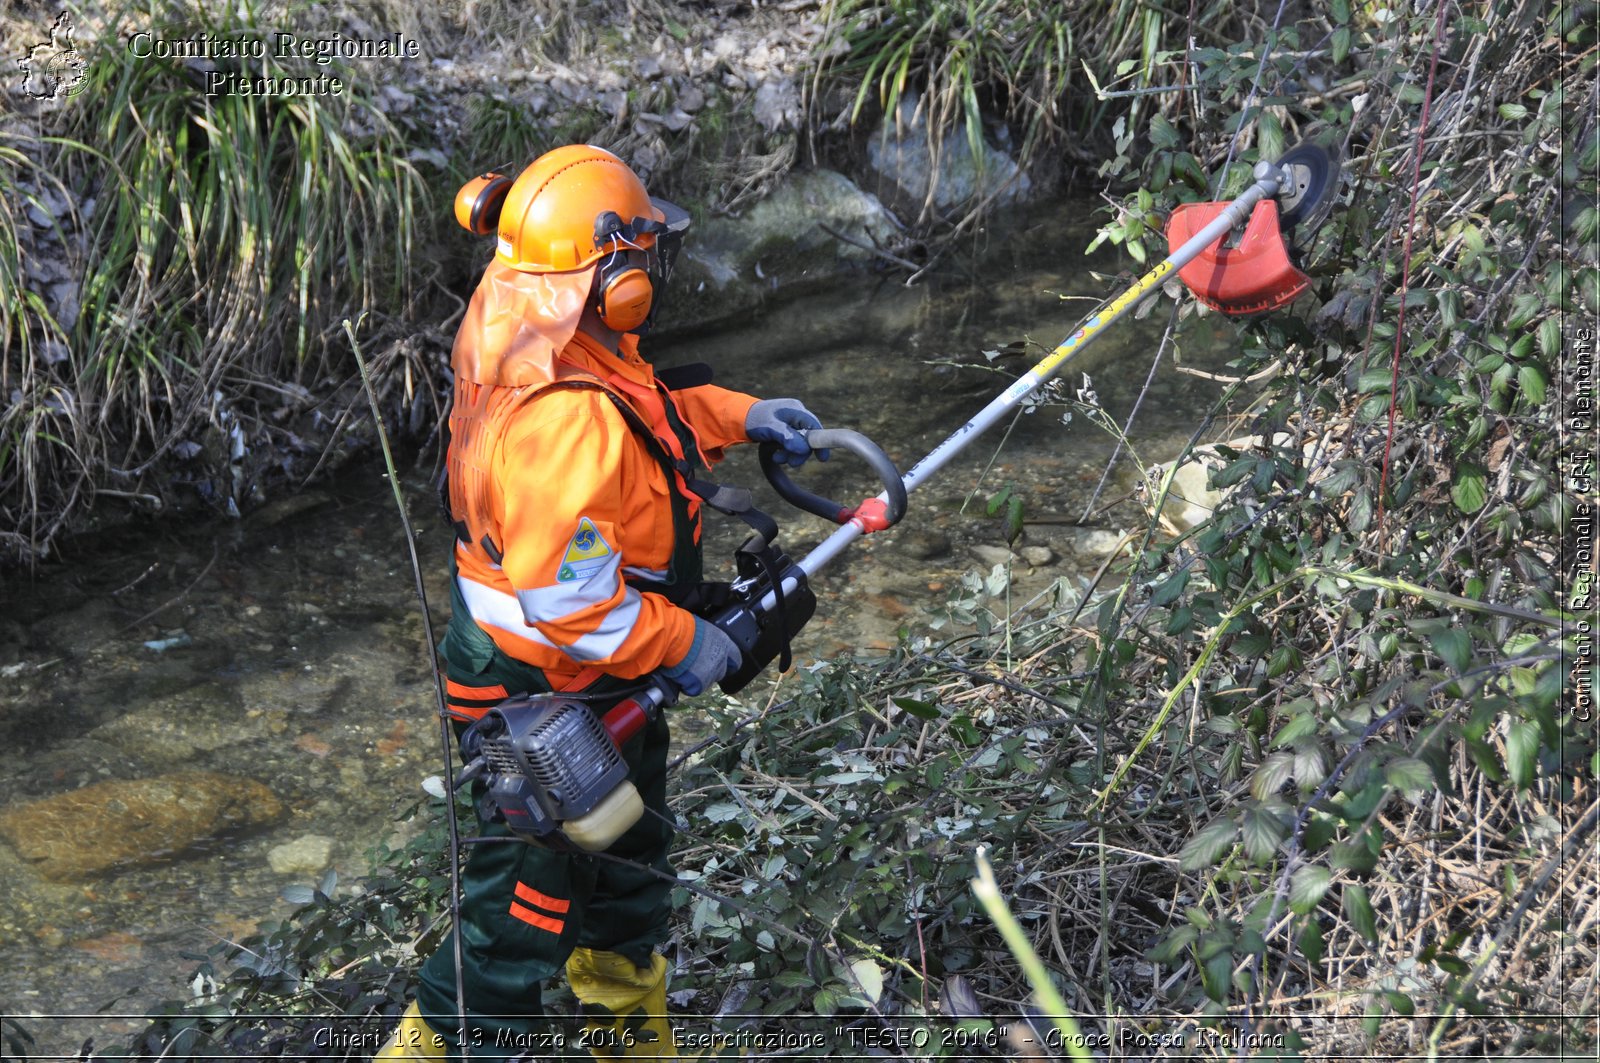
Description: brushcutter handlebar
758,429,907,532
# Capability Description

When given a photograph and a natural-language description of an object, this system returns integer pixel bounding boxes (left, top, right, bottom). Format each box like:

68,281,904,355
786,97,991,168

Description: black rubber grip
758,429,907,528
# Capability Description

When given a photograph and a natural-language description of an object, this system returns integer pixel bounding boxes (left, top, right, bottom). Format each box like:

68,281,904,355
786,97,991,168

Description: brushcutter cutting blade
1272,141,1342,241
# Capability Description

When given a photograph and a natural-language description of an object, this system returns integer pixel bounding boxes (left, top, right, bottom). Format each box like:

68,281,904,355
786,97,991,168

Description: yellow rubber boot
566,948,678,1059
373,1002,449,1061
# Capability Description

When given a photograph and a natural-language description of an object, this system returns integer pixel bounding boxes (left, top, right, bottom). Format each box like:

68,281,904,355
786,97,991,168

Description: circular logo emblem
47,50,88,98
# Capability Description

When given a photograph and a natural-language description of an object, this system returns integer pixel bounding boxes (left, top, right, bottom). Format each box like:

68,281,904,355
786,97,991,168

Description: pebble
970,544,1014,568
267,834,335,877
1019,545,1054,567
1072,529,1128,556
901,530,952,561
292,733,333,758
71,931,143,964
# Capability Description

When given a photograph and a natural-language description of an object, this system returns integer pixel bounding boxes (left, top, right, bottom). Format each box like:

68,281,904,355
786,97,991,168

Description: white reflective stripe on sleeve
562,586,643,662
456,576,558,649
622,564,669,581
515,551,624,622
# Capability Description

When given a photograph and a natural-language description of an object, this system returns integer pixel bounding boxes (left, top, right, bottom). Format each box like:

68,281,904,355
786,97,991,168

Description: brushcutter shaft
775,163,1291,608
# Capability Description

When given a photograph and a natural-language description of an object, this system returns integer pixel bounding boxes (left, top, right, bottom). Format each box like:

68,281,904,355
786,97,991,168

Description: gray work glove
745,398,830,467
662,617,743,696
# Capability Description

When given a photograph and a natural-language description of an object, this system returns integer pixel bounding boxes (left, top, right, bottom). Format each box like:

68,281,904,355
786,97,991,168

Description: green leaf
1251,752,1295,800
1506,721,1540,789
1431,629,1473,673
1215,455,1256,487
950,713,982,747
1332,25,1351,63
703,802,741,823
1331,838,1378,874
1004,495,1025,545
1202,942,1233,1002
1518,363,1548,404
1451,463,1488,513
1259,112,1284,165
1294,745,1329,790
1344,884,1378,944
1273,712,1320,747
1179,817,1238,870
1297,918,1325,965
1267,644,1298,679
840,957,884,1006
1538,317,1561,360
1356,367,1394,394
1290,865,1334,915
1343,781,1387,822
1150,924,1198,964
1233,633,1271,659
893,697,940,721
1348,489,1372,533
1149,114,1182,151
1498,103,1529,121
1384,757,1434,796
1151,570,1190,606
1241,805,1288,863
1304,813,1338,852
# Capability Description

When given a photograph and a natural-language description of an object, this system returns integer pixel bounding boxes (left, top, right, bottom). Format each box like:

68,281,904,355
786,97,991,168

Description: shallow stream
0,203,1248,1055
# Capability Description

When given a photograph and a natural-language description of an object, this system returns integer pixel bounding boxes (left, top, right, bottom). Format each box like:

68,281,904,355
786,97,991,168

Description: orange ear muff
454,173,512,235
596,260,654,332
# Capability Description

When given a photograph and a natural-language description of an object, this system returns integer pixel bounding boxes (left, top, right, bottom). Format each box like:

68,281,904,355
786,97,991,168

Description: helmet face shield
647,196,690,288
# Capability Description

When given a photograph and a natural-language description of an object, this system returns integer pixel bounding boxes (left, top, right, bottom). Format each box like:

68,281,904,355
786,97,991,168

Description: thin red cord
1375,0,1452,554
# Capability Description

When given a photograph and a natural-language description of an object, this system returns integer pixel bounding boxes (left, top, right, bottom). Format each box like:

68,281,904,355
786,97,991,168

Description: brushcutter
457,141,1343,853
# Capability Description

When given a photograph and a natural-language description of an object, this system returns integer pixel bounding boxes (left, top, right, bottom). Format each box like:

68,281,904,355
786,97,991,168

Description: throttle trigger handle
847,497,894,534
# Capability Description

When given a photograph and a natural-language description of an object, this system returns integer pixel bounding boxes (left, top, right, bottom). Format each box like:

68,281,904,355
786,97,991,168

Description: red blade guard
1166,200,1310,316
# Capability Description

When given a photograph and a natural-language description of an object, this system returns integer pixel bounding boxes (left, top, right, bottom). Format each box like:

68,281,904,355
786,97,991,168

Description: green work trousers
417,605,675,1060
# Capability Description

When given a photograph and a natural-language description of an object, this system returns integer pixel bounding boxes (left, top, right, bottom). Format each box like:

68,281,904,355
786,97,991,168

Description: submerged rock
676,168,899,326
0,771,285,881
867,94,1034,217
267,833,335,877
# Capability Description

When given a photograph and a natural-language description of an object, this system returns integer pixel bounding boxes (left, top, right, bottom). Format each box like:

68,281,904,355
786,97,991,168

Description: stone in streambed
0,771,285,880
267,834,334,877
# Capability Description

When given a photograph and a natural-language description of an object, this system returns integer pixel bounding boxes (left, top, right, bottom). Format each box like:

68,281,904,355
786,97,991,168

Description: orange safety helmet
454,145,689,334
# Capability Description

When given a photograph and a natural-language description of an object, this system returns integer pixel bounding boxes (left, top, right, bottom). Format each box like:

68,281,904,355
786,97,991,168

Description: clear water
0,203,1247,1055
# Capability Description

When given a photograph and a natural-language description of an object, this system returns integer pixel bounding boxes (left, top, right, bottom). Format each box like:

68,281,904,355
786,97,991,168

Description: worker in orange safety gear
375,145,827,1060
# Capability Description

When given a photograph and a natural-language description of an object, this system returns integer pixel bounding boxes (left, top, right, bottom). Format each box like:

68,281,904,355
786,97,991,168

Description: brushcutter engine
458,426,908,852
459,696,643,853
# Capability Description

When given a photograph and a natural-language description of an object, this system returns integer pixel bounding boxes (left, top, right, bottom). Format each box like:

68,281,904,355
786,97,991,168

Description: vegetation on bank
1,0,1594,1060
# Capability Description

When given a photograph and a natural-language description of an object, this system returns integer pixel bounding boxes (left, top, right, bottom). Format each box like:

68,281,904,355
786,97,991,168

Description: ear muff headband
455,173,512,235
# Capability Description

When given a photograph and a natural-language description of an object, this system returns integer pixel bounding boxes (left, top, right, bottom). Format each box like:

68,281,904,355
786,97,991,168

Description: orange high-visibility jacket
447,328,757,690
